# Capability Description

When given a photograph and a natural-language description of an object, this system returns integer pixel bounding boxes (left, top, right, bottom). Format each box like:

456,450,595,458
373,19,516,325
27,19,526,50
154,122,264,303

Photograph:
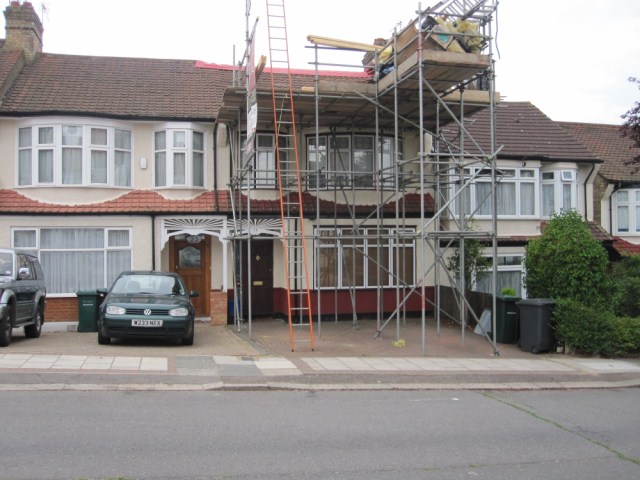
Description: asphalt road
1,388,639,479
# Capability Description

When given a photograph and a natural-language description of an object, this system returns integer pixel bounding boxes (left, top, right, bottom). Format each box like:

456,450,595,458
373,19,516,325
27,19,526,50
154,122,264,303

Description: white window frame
475,254,526,298
315,227,415,289
307,134,402,189
451,167,538,218
154,128,206,188
613,188,640,234
11,227,132,296
17,122,132,188
541,169,578,218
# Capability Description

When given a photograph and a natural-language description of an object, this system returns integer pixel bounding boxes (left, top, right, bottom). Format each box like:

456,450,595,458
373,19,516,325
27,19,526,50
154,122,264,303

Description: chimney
3,1,43,62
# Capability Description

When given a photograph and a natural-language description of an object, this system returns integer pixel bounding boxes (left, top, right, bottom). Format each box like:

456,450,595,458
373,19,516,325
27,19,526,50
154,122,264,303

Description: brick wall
209,290,227,325
45,297,78,322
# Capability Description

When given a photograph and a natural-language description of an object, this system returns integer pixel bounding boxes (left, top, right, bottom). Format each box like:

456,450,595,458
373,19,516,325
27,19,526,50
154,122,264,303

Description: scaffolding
222,0,500,354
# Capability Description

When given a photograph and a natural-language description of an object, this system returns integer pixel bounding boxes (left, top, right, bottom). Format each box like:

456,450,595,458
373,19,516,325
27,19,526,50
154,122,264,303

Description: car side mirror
189,290,199,298
18,267,31,280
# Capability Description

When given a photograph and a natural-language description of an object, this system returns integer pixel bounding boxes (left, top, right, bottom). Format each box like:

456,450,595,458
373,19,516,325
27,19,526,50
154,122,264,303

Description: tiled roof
0,50,22,94
0,54,234,120
0,53,365,120
558,122,640,183
442,102,601,162
611,237,640,257
0,189,434,217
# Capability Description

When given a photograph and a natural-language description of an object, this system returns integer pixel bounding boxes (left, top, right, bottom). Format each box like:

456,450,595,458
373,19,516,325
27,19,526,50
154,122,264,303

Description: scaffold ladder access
266,0,315,351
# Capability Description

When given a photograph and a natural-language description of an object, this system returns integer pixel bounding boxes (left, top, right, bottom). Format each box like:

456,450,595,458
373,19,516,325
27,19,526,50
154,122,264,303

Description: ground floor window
12,227,132,294
316,227,415,289
614,188,640,234
475,254,524,297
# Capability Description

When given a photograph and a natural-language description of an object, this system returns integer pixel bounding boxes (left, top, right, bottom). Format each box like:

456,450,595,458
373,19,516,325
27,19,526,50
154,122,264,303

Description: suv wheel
24,307,43,338
0,308,14,347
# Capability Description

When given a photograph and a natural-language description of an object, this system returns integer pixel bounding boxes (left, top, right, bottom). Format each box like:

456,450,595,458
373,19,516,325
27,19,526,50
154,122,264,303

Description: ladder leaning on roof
265,0,315,352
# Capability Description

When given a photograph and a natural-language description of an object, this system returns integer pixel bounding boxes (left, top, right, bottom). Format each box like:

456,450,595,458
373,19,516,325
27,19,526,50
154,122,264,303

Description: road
1,389,639,479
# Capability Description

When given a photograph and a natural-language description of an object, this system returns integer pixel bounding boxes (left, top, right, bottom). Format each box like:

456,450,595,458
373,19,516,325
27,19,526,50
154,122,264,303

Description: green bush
609,256,640,317
524,210,610,306
554,299,640,357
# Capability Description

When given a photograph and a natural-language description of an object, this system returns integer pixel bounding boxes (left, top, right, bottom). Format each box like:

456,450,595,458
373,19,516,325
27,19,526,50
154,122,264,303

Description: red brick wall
209,290,227,325
45,297,78,322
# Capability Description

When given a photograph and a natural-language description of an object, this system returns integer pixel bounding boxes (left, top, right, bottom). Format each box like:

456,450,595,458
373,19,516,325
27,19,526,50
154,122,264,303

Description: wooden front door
242,239,273,317
170,235,211,316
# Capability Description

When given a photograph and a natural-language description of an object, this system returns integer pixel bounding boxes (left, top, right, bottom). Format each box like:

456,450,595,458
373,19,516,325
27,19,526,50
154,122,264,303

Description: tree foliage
621,76,640,170
446,237,490,289
523,209,609,305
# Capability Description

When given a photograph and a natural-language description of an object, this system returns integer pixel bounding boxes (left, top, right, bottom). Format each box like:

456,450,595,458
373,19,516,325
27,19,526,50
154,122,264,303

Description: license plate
132,319,163,327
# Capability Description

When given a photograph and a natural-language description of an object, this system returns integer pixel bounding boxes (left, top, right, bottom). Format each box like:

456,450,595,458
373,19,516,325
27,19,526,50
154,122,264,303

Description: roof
559,122,640,183
0,189,434,217
442,102,602,162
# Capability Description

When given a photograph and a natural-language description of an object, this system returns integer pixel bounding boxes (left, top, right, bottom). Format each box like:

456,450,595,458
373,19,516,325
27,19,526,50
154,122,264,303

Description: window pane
114,151,131,187
107,250,131,287
173,131,186,148
36,150,53,183
41,228,104,249
475,182,492,215
115,129,131,149
636,206,640,233
38,127,53,145
520,169,534,178
173,152,186,184
155,131,166,150
19,127,32,147
91,150,108,183
108,230,130,247
155,152,166,186
18,150,32,186
342,246,364,287
62,126,82,146
62,148,82,184
192,152,204,187
91,128,108,145
193,131,203,151
13,230,36,248
617,190,629,202
542,184,555,216
520,182,535,215
42,251,104,294
618,206,629,232
318,247,338,288
562,183,573,210
497,182,516,215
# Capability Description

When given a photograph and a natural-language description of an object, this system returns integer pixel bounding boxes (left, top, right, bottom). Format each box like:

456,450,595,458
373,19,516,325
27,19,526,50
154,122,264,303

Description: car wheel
181,323,194,346
0,309,13,347
98,331,111,345
24,307,43,338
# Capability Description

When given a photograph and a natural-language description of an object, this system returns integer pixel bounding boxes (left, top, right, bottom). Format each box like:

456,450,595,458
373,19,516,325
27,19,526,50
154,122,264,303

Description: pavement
1,317,639,391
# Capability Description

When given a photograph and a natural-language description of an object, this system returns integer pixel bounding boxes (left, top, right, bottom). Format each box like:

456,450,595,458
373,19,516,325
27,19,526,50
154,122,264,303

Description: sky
5,0,640,125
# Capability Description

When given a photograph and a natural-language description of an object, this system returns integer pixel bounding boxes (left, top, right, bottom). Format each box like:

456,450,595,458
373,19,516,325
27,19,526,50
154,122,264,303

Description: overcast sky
7,0,640,124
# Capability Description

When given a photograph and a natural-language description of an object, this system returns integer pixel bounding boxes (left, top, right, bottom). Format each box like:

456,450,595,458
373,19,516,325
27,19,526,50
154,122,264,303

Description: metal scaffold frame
227,0,500,355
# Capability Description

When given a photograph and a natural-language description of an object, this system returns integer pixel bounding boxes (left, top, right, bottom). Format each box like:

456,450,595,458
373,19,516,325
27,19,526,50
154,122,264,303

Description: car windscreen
111,274,185,295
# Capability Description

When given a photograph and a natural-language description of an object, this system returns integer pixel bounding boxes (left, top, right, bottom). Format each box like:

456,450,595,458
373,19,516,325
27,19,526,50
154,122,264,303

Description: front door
170,235,211,316
242,239,273,317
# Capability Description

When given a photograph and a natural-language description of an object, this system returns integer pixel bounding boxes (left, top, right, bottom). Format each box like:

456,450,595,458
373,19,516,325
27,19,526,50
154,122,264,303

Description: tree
446,236,490,290
621,77,640,171
523,209,609,305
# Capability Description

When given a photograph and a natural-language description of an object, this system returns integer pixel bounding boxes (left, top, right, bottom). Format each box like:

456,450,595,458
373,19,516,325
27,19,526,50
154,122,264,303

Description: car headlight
106,305,126,315
169,307,189,317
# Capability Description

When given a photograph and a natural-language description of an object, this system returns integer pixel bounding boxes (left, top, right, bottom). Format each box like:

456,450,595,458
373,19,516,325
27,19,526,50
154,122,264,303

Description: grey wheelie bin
516,298,556,353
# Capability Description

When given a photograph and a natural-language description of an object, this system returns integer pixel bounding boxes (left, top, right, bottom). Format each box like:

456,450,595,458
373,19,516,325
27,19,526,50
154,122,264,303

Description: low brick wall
209,290,227,325
45,297,78,322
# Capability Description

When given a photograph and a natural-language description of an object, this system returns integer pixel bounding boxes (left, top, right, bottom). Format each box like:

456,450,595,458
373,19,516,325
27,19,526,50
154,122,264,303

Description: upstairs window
451,167,537,217
614,189,640,234
154,129,205,188
307,134,402,189
541,169,577,217
240,133,281,188
18,125,131,188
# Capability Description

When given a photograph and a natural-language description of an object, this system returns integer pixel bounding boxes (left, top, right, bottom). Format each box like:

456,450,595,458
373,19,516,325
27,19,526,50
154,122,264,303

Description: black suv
0,249,47,346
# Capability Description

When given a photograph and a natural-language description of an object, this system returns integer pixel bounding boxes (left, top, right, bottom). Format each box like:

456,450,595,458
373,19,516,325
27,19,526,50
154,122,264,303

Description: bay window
541,169,577,217
154,129,205,188
614,189,640,234
12,228,132,295
17,124,131,187
307,134,402,189
316,227,415,288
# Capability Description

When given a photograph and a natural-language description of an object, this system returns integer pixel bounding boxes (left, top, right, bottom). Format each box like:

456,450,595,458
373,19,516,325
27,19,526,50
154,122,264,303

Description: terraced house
0,1,636,346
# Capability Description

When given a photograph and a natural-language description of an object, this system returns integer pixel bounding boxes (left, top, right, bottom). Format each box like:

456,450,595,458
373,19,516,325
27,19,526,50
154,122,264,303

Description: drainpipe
583,161,597,221
151,214,156,270
213,122,220,212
